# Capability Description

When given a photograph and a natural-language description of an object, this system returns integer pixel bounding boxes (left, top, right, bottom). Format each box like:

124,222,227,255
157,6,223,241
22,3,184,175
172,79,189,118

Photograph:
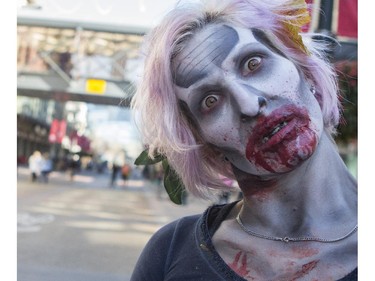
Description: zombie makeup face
173,23,323,175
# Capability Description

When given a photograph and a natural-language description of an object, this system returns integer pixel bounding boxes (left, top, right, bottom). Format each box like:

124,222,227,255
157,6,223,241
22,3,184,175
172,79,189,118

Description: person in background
110,151,125,187
130,0,357,280
28,150,42,182
67,154,81,181
40,152,53,183
121,162,132,186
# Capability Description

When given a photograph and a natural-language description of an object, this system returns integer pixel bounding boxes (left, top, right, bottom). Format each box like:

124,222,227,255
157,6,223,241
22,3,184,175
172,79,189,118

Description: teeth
262,121,288,143
270,121,287,136
270,125,282,136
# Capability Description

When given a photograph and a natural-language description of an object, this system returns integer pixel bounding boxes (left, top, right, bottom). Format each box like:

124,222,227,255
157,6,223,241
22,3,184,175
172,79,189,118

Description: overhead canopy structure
16,23,139,106
17,73,134,106
17,0,178,106
16,22,141,106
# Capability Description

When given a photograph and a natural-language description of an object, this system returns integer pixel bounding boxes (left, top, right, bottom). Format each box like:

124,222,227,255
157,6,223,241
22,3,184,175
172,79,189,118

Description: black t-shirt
130,202,357,280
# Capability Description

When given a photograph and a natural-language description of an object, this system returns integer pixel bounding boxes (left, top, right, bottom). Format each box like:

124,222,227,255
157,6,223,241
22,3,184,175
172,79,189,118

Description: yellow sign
85,79,106,94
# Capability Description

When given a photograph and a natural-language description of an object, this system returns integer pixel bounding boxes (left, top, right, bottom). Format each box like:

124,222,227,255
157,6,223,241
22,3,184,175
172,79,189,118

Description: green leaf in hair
134,149,165,165
134,149,186,205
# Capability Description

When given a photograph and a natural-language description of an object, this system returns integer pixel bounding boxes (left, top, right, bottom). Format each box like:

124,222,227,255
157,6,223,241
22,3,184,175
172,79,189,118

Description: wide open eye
202,95,219,111
243,56,262,75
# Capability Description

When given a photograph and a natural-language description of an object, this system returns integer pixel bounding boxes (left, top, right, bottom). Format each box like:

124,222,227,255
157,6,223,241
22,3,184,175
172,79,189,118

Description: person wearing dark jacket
130,0,357,279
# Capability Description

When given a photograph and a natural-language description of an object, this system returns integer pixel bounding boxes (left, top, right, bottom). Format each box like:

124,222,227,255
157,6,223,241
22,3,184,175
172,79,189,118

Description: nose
240,96,267,122
229,83,267,121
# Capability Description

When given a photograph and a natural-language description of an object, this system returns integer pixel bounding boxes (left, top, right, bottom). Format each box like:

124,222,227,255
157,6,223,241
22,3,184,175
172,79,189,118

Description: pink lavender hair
131,0,340,199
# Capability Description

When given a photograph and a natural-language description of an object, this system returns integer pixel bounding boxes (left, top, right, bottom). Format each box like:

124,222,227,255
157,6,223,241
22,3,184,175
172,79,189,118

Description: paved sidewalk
17,166,210,221
17,166,211,281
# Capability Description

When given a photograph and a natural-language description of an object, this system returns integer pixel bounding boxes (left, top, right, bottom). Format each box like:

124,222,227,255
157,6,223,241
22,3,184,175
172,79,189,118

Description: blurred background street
18,166,210,281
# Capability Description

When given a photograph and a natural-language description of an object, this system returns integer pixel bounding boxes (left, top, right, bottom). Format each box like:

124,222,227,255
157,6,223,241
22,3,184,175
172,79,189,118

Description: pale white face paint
173,23,324,175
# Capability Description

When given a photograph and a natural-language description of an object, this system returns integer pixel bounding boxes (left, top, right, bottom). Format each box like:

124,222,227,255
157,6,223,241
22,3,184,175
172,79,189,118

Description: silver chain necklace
236,214,358,243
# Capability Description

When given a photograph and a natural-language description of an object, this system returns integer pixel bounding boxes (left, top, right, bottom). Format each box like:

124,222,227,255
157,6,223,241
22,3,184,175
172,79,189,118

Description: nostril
257,96,267,115
239,96,268,122
258,96,267,108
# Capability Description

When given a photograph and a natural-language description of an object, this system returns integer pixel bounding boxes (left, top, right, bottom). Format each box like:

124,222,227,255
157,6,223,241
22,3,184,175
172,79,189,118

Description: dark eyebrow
231,42,268,66
251,28,286,58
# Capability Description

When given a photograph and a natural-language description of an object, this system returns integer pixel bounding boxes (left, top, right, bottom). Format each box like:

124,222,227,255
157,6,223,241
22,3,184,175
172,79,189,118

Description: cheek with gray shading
174,25,239,88
178,100,199,127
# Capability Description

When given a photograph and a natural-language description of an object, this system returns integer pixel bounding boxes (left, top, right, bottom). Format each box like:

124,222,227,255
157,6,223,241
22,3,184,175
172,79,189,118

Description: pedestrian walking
67,154,81,181
28,151,42,182
110,151,125,187
121,163,131,185
40,152,53,183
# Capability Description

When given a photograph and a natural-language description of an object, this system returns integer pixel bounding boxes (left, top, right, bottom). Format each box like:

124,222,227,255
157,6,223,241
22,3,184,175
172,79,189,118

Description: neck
233,132,357,237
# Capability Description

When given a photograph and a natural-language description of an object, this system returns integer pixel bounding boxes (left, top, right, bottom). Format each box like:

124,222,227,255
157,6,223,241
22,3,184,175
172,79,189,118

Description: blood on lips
246,105,318,173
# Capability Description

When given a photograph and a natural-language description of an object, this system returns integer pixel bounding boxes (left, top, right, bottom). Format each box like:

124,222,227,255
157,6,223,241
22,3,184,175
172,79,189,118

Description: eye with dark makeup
201,94,220,112
241,55,263,76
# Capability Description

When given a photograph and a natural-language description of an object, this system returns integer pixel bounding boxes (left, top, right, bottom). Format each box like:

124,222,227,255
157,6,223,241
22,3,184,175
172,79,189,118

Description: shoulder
148,213,207,255
131,203,239,281
130,214,202,281
141,202,237,265
151,214,201,243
